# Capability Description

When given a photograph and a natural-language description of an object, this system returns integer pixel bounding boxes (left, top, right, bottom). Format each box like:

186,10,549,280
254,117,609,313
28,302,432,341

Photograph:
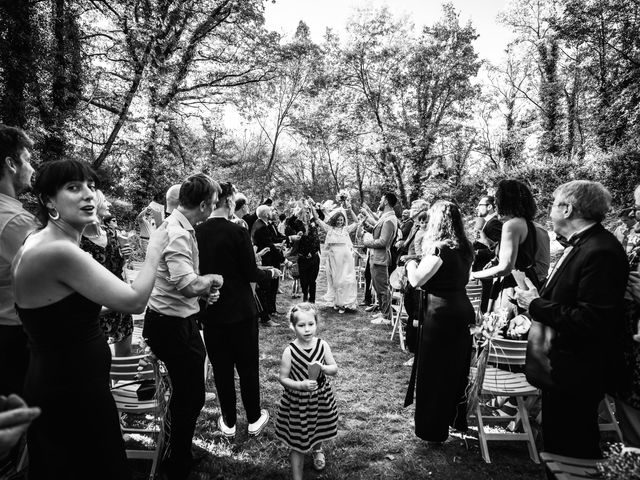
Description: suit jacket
363,211,398,266
481,214,502,246
529,223,629,393
196,217,273,325
251,218,285,268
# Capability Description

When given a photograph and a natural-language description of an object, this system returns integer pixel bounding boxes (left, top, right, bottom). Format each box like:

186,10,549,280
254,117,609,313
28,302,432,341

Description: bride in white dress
309,199,359,313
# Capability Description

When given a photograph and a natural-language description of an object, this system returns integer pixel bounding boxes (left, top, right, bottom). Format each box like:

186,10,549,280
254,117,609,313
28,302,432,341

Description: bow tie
556,229,589,249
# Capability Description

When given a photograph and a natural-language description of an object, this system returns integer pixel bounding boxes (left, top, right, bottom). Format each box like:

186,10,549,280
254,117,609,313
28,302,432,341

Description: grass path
133,262,545,480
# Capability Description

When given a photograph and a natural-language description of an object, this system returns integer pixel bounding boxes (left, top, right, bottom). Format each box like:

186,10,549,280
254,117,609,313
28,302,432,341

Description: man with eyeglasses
472,195,502,312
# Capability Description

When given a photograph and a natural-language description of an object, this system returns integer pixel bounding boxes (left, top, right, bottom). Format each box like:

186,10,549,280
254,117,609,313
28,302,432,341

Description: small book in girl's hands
308,362,322,381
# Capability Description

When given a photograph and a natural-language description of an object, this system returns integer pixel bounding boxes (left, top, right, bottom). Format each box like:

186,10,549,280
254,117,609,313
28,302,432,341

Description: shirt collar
169,209,195,232
0,192,23,209
556,222,597,248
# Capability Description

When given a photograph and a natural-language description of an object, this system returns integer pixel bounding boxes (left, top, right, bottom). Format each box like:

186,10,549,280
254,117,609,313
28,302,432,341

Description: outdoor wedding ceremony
1,0,639,479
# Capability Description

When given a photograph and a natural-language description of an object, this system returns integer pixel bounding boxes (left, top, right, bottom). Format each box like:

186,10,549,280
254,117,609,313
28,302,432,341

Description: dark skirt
414,291,473,442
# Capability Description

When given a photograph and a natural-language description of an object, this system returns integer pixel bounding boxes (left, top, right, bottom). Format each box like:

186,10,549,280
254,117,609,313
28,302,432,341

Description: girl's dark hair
34,159,97,225
214,181,236,209
495,179,536,221
289,302,318,325
422,200,474,261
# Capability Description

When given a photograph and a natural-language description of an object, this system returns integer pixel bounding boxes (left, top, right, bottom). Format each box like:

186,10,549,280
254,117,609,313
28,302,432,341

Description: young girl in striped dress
275,303,338,479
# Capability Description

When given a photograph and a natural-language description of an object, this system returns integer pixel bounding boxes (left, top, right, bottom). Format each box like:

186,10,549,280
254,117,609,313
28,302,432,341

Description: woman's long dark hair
495,179,536,221
422,200,473,261
34,159,97,225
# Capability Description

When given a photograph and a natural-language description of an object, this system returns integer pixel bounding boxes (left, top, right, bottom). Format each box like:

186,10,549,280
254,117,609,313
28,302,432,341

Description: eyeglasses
477,203,489,207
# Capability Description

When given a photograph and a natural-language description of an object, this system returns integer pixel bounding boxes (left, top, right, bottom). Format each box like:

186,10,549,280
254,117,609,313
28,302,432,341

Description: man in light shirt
143,174,222,480
0,125,37,397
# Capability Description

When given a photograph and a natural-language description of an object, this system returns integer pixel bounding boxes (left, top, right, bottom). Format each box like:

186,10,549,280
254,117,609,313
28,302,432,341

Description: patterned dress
275,338,338,452
80,231,133,343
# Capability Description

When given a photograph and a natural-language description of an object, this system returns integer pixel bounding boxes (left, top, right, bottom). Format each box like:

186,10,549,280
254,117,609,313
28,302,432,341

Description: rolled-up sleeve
164,229,198,291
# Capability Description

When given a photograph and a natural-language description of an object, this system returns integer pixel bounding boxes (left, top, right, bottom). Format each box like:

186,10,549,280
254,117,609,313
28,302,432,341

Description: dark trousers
364,258,373,305
143,310,206,480
298,254,320,303
203,319,260,426
0,324,29,396
542,388,603,459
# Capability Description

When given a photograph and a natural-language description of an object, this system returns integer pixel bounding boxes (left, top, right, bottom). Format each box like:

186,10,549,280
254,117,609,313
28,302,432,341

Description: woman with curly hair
472,179,540,313
404,200,474,443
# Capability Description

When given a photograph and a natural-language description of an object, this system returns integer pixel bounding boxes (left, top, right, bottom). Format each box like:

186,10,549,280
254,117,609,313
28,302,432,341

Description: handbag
525,319,556,389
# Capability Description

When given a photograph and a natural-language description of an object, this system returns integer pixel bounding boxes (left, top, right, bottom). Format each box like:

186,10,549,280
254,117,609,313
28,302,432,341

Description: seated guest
13,159,168,479
196,182,279,439
515,180,628,459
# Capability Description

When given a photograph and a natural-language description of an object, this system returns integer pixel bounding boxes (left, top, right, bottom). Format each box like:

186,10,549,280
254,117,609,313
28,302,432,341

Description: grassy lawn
132,265,546,480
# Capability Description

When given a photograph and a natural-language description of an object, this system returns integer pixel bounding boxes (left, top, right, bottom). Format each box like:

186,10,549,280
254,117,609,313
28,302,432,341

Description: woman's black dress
413,246,474,442
17,293,130,480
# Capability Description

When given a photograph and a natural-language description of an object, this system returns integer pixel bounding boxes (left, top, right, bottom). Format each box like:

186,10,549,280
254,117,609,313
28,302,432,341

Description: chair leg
600,395,623,442
476,403,491,463
516,396,540,464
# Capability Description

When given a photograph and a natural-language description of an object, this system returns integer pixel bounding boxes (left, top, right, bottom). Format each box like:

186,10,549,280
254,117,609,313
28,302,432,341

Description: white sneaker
370,316,391,325
218,415,236,438
248,409,270,437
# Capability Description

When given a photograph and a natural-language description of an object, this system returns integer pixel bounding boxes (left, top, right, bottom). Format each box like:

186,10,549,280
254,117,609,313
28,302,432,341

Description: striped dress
275,339,338,452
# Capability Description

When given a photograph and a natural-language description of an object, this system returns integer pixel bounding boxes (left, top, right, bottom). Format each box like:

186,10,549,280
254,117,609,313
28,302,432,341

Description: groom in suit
515,180,628,459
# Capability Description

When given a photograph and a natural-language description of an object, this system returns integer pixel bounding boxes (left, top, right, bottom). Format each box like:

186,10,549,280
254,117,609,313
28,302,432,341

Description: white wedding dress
319,221,358,309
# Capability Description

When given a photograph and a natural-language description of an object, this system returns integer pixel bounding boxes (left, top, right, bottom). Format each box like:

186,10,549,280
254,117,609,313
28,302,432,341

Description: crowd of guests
0,122,639,480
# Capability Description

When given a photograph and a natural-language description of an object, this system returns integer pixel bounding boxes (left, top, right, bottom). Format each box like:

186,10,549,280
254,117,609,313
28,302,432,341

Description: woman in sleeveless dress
309,200,358,313
80,189,133,356
472,179,540,316
11,160,168,480
405,200,475,443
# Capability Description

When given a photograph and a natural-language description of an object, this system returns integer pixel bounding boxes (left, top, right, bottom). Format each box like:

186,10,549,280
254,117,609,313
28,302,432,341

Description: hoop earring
48,208,60,221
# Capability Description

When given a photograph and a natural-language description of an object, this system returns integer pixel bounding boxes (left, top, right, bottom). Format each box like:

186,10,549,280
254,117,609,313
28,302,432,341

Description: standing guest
165,184,181,216
471,195,503,313
277,212,288,236
275,303,338,480
515,180,628,459
296,206,321,303
252,205,299,324
12,159,168,479
395,209,414,262
143,174,223,480
362,193,399,325
614,207,637,251
233,192,249,229
404,201,474,443
80,190,133,357
196,182,278,439
0,125,36,397
615,184,640,447
244,197,272,232
136,197,163,250
472,180,539,316
310,200,359,313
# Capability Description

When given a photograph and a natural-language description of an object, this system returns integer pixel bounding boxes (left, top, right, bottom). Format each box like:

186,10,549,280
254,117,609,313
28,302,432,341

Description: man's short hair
235,193,247,212
179,174,220,210
554,180,611,223
0,124,34,181
215,181,237,209
384,192,398,208
256,204,271,219
262,198,273,206
482,195,495,207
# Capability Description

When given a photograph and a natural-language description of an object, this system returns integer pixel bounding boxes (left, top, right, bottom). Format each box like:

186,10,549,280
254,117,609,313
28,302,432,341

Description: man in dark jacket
516,180,629,459
196,182,280,439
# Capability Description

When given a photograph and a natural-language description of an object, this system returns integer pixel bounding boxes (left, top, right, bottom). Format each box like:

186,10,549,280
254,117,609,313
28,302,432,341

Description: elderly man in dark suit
515,180,629,459
196,182,280,439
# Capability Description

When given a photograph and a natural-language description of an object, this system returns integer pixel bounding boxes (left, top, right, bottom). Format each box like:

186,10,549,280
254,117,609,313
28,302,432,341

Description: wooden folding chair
471,338,540,463
111,354,169,479
598,394,623,442
466,280,483,314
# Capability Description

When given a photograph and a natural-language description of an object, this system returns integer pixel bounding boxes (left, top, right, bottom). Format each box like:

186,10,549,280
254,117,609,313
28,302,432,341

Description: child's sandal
312,449,325,471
